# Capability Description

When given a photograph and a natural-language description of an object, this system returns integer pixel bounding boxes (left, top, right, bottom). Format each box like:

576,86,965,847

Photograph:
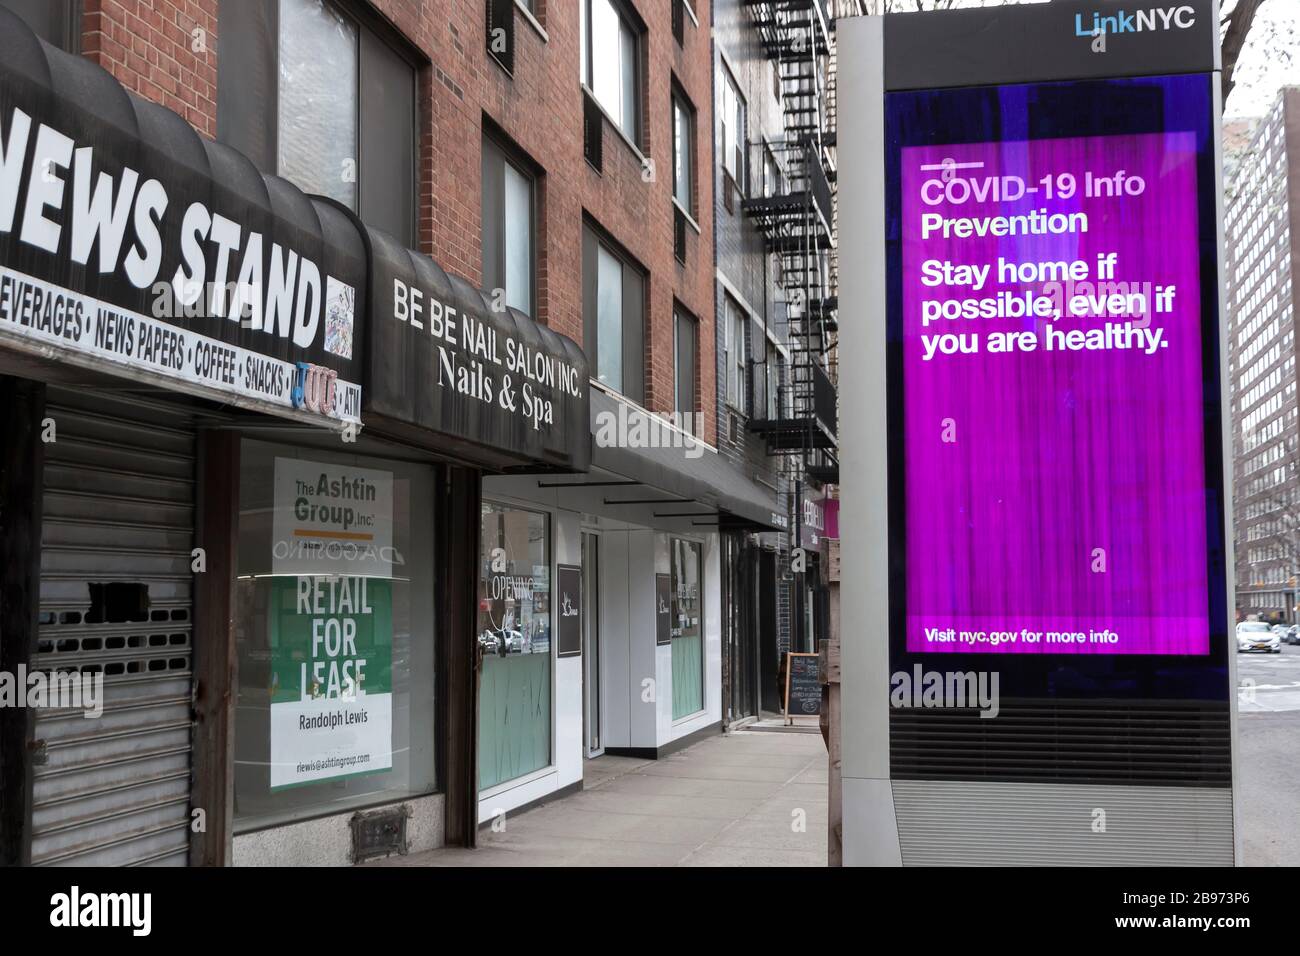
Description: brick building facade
67,0,716,442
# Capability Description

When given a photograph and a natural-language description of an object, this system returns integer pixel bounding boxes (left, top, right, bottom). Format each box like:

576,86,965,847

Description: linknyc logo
1075,5,1197,53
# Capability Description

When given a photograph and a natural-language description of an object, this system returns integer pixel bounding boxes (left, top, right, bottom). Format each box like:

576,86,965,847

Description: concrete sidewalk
372,730,829,867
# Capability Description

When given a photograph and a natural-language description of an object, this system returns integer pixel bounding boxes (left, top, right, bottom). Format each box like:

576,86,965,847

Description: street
1236,643,1300,866
1237,640,1300,714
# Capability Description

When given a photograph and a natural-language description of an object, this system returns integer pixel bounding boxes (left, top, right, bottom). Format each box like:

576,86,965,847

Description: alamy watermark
594,405,705,459
50,886,150,936
890,665,1000,719
0,665,103,718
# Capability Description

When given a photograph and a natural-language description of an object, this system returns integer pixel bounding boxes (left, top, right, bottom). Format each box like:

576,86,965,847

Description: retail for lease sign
271,458,394,579
269,575,393,790
267,457,396,789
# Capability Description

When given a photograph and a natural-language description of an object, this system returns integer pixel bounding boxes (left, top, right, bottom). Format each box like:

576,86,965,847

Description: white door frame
582,528,605,758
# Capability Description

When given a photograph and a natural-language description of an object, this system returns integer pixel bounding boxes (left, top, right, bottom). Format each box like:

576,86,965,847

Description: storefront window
671,538,704,719
478,503,552,790
233,440,437,831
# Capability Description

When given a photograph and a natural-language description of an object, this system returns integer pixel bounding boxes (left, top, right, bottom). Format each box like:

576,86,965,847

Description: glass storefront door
478,503,552,791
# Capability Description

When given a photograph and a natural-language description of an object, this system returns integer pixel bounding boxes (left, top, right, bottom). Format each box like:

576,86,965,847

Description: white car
1236,621,1282,654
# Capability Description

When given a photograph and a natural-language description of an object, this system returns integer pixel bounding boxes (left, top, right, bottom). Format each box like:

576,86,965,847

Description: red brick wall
79,0,716,444
81,0,219,139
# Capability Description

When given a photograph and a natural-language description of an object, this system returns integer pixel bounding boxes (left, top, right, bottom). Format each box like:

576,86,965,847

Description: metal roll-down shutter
31,388,196,866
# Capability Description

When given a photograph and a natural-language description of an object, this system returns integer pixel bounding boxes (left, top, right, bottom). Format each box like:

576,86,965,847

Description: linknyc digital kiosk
838,0,1235,865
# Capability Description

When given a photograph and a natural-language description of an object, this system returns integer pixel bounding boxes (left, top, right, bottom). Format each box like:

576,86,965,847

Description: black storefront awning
0,8,366,426
361,229,591,473
584,388,787,532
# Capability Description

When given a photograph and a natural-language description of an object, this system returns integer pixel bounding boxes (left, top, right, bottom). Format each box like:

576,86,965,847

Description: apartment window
720,64,746,192
0,0,79,49
724,296,748,412
481,135,536,317
675,309,698,432
763,144,782,198
217,0,417,247
673,89,695,215
581,0,642,146
583,224,645,403
765,341,782,419
277,0,357,208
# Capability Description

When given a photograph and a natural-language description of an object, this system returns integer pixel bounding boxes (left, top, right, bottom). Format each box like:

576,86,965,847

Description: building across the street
1229,87,1300,623
0,0,786,867
709,0,851,725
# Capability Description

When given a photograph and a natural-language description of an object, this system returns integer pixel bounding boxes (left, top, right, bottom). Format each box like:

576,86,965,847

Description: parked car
1284,626,1300,646
1237,621,1282,654
477,628,523,658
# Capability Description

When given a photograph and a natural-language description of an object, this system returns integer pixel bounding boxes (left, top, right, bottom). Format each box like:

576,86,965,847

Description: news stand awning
0,7,366,428
531,388,787,533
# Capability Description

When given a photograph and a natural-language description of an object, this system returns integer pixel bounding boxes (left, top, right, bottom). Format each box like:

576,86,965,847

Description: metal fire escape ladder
740,0,838,484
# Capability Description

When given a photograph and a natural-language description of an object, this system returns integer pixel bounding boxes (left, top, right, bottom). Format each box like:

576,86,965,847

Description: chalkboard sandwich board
783,652,822,723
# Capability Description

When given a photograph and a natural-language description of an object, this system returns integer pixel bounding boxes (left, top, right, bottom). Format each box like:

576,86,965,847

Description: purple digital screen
902,130,1210,655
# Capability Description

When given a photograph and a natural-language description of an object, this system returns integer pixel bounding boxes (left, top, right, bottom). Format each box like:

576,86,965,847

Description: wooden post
439,465,481,847
190,430,240,866
0,376,44,866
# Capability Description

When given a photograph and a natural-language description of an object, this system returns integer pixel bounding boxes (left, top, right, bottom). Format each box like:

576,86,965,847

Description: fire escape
741,0,838,488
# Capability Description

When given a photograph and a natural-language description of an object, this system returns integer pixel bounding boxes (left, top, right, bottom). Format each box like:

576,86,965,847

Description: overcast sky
1224,0,1300,120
